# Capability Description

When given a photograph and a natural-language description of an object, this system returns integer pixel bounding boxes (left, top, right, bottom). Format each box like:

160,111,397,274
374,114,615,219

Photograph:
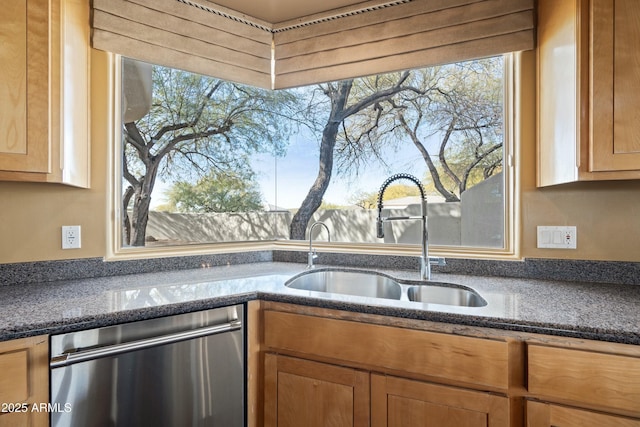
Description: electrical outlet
537,226,576,249
62,226,81,249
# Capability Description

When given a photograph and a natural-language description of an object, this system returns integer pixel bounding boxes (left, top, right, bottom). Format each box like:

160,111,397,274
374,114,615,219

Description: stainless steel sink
407,284,487,307
285,270,402,300
285,269,487,308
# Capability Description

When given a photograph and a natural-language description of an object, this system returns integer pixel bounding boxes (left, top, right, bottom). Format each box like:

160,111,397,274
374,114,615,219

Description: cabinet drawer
264,310,512,390
0,350,28,403
528,344,640,414
527,400,640,427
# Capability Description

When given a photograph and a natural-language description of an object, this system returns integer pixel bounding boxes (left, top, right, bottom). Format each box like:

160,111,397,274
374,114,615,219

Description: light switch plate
537,226,576,249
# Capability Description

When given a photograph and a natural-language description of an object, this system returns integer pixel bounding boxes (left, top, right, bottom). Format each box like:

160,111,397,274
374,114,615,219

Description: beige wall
1,49,639,264
518,51,640,262
0,50,110,263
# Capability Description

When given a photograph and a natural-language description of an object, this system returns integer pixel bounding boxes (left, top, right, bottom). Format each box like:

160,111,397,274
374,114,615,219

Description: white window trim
106,52,522,261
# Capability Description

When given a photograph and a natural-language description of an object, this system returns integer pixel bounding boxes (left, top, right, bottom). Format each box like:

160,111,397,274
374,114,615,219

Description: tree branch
460,142,503,192
155,120,233,160
122,148,140,188
123,122,146,154
398,113,459,202
151,123,191,142
438,119,463,191
340,71,421,120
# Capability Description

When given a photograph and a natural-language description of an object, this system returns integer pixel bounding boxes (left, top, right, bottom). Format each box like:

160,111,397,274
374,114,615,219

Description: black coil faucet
376,173,431,280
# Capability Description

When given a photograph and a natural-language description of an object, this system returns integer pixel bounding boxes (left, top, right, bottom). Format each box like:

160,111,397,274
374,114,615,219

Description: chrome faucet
376,173,444,280
307,221,330,269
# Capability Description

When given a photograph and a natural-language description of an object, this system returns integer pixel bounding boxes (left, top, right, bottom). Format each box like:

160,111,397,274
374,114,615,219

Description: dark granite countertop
1,262,639,344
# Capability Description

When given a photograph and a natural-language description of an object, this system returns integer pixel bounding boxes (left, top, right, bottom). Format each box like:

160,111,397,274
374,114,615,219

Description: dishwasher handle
51,319,242,369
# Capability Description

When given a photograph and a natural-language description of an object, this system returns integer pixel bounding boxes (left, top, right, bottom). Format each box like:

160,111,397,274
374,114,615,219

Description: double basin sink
285,269,486,307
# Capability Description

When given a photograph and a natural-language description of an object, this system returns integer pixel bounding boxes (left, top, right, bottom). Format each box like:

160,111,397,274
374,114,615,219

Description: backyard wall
144,174,503,247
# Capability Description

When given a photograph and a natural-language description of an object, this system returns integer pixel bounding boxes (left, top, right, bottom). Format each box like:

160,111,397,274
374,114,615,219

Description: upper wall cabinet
0,0,90,188
537,0,640,186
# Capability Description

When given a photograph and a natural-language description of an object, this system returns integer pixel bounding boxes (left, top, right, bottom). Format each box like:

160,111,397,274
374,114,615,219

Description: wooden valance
92,0,535,89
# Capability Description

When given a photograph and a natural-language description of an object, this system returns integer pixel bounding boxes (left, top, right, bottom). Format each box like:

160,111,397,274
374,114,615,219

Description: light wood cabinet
372,374,510,427
257,302,640,427
264,354,370,427
526,343,640,424
0,335,49,427
263,310,518,391
0,0,48,175
0,0,90,187
537,0,640,186
526,401,640,427
527,344,640,415
263,308,521,427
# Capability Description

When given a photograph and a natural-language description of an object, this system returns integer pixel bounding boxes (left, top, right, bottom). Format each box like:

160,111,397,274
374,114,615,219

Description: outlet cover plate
537,226,576,249
62,225,81,249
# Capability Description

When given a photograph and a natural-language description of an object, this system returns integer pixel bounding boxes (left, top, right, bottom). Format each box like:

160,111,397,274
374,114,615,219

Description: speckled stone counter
1,261,639,344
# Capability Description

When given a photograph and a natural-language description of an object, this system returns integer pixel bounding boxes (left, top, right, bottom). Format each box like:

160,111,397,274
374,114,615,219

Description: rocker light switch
537,226,576,249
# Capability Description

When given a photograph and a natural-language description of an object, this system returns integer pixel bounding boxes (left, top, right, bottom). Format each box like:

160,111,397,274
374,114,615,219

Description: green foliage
122,55,505,245
334,56,504,202
319,200,346,210
126,66,302,182
350,184,421,209
165,169,264,213
122,58,306,245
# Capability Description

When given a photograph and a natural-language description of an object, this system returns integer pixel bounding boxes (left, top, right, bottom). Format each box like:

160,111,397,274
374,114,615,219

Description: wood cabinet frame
0,0,90,187
253,302,640,427
537,0,640,186
0,335,48,427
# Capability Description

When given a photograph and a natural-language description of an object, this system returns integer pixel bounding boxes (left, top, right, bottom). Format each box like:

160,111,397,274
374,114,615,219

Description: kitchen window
109,53,518,259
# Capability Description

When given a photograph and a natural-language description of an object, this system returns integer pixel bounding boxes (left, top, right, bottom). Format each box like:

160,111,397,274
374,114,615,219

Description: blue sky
250,133,430,209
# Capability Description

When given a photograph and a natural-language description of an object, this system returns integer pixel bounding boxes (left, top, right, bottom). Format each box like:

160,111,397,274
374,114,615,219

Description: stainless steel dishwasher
50,304,244,427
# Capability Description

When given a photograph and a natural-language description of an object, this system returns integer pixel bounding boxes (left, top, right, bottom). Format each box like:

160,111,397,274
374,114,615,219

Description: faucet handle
376,218,385,239
307,251,318,269
429,257,446,267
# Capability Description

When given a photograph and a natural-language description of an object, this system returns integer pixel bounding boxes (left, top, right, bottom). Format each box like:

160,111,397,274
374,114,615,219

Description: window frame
106,53,521,261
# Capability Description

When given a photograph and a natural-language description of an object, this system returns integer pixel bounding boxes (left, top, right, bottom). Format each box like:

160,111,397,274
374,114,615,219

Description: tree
122,60,302,246
288,72,422,240
329,57,504,204
165,169,264,213
394,58,504,201
124,57,504,245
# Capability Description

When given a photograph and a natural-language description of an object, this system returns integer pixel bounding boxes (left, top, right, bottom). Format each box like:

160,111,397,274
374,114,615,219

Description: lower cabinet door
0,411,29,427
371,374,510,427
264,353,370,427
0,336,48,427
526,400,640,427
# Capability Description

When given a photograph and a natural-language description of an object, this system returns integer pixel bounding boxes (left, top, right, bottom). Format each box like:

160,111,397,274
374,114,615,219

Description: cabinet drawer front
0,350,29,403
528,345,640,414
264,311,511,389
527,400,640,427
